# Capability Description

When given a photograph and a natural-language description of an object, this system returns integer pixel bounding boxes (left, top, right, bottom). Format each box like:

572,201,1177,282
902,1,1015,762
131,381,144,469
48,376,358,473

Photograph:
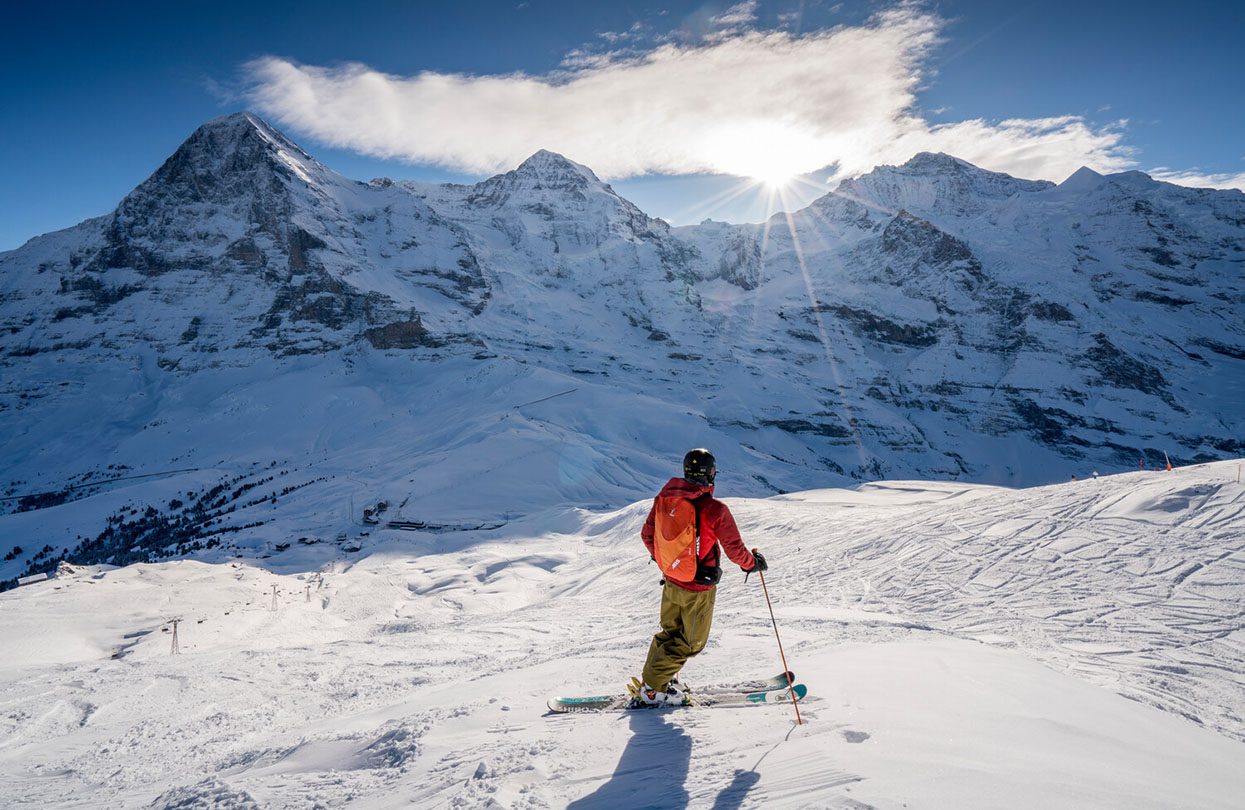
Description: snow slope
2,459,1242,808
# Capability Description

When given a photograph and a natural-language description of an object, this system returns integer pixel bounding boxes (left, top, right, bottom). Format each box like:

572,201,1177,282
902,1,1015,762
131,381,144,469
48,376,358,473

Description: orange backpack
653,496,700,584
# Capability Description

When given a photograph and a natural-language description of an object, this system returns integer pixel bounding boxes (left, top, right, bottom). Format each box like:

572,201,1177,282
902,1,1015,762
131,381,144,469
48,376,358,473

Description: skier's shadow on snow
568,712,761,810
568,711,693,809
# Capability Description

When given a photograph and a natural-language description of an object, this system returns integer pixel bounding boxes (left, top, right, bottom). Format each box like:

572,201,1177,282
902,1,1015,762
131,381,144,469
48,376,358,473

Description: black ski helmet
683,448,716,486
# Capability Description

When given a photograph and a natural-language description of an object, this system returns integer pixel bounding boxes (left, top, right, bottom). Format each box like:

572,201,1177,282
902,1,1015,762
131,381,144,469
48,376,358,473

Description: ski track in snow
769,473,1245,739
0,461,1243,808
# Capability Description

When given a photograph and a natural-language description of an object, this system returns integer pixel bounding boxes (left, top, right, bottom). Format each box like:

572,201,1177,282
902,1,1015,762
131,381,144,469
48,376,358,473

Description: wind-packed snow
1,460,1242,808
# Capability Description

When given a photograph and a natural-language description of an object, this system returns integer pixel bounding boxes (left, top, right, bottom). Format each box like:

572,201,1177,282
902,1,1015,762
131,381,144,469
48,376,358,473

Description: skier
628,448,767,707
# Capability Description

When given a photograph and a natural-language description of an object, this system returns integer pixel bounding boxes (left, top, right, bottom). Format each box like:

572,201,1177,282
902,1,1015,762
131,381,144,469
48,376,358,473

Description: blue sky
2,0,1242,250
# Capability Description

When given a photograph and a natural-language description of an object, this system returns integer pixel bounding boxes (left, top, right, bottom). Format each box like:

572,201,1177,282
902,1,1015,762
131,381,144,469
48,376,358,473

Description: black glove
749,550,768,573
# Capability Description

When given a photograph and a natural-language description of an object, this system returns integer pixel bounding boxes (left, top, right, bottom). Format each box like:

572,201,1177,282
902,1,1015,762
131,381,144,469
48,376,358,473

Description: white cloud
711,1,760,28
242,7,1219,189
892,116,1135,181
1147,168,1245,191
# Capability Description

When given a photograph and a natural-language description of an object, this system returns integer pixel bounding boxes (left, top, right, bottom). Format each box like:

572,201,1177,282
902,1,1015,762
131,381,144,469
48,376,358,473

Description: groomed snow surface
2,460,1243,808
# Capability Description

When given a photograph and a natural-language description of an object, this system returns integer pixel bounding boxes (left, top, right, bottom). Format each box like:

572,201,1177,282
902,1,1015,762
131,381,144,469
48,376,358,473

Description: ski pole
754,549,803,725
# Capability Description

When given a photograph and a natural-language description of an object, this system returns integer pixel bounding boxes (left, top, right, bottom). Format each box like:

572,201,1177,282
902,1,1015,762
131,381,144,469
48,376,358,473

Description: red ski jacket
641,477,756,592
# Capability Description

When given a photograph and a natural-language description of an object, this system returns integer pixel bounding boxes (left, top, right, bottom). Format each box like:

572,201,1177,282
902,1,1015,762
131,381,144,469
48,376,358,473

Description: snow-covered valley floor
2,461,1243,808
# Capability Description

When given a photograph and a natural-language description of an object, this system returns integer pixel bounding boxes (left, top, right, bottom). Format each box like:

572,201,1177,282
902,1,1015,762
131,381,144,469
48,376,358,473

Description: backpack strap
694,499,701,558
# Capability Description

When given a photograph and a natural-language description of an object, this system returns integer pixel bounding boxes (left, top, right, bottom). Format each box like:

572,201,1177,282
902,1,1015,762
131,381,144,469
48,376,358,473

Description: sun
757,170,797,190
703,122,823,191
726,147,808,190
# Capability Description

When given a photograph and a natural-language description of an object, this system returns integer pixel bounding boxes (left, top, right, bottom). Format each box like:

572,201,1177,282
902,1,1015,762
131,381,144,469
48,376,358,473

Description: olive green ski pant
642,581,717,691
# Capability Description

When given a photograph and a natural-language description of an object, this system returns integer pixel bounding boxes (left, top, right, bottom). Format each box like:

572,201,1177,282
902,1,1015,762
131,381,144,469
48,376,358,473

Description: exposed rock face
364,319,443,350
1,113,1242,499
3,113,486,365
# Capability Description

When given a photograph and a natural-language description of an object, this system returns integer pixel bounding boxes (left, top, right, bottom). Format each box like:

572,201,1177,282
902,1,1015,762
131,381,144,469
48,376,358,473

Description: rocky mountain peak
462,149,661,242
826,151,1055,221
134,111,327,202
467,150,608,207
900,151,976,174
513,149,601,185
95,112,338,279
888,151,1054,193
1104,169,1166,195
195,111,281,141
1055,166,1108,193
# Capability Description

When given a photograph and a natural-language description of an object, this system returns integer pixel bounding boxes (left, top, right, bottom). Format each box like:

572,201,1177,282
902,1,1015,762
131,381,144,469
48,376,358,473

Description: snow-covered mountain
1,112,1243,585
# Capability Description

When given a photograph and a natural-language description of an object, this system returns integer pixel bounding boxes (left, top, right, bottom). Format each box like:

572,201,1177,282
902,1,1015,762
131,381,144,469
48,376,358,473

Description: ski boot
627,677,688,708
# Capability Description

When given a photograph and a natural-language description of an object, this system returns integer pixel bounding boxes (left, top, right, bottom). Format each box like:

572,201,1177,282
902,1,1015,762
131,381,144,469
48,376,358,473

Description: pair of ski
547,671,807,714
